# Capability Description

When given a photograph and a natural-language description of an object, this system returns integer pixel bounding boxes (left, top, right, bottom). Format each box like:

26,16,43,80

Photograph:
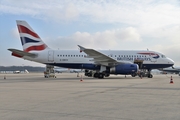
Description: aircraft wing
8,49,37,58
78,45,131,67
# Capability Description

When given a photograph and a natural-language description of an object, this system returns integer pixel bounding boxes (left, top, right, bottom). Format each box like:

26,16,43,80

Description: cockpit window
161,55,166,58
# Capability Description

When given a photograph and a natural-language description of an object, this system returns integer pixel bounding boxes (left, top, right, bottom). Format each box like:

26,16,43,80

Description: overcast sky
0,0,180,67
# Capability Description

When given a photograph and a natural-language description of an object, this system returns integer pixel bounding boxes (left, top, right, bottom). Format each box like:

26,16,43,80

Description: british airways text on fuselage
117,57,151,61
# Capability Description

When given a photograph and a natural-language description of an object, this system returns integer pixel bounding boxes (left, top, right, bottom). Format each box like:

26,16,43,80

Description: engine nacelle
110,64,139,74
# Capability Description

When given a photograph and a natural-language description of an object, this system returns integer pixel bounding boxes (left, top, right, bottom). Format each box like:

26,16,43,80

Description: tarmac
0,73,180,120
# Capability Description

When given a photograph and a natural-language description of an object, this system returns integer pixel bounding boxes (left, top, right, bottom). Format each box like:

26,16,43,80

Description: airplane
160,66,180,76
8,20,174,79
13,70,21,74
69,69,84,73
13,69,29,74
54,67,70,73
54,67,83,73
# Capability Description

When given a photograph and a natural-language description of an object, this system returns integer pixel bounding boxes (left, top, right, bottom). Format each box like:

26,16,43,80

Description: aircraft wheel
87,72,92,77
98,73,104,79
105,74,110,77
148,74,153,78
131,73,136,77
93,73,99,78
85,73,88,76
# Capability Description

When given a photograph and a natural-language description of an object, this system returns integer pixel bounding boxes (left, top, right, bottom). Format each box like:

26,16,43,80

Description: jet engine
110,64,139,74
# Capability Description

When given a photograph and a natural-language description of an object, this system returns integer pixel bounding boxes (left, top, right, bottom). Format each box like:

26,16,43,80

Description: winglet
78,45,86,52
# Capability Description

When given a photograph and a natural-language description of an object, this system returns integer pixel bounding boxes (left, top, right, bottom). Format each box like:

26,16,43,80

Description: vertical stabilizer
16,20,49,52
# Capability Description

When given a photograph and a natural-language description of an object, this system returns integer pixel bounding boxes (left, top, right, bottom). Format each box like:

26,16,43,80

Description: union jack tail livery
16,20,49,52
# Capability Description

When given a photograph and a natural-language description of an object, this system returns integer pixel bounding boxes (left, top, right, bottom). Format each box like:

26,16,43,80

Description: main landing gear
84,70,109,79
137,69,153,78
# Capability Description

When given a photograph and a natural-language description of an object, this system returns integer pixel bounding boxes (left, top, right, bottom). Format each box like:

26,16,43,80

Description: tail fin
16,20,49,52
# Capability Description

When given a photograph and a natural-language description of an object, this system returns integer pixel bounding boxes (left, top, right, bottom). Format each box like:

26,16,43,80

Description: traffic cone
80,75,83,82
170,76,173,84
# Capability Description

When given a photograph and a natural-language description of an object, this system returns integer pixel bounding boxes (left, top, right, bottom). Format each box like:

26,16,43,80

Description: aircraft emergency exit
8,20,174,78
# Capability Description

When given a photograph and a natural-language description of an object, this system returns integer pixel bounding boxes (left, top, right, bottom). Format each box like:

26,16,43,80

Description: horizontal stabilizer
8,49,37,58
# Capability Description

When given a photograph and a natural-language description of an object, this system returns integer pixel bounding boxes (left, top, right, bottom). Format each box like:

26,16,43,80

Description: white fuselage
24,49,174,70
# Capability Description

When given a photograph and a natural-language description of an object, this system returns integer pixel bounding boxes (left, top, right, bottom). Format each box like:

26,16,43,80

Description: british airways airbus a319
8,20,174,79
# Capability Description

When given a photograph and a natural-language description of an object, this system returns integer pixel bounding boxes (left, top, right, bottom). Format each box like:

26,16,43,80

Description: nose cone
167,58,174,66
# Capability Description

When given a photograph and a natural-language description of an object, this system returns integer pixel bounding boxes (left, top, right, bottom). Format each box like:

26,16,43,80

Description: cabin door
48,50,54,62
